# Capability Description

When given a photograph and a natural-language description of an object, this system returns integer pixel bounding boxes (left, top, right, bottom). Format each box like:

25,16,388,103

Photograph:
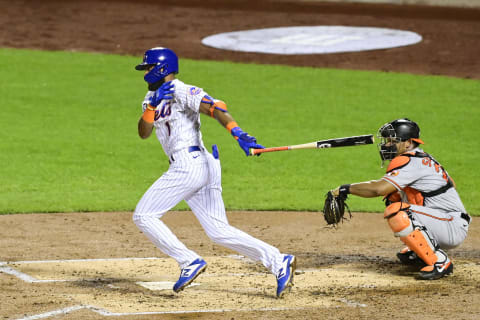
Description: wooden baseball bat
249,134,374,156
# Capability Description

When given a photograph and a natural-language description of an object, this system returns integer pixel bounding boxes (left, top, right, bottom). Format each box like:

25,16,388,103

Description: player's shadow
71,277,178,298
298,252,416,277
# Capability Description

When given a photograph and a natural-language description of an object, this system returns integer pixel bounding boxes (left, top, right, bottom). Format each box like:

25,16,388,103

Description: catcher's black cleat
397,248,426,267
418,259,453,280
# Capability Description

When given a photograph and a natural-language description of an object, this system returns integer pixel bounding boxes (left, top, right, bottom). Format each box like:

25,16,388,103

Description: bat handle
250,147,288,155
249,148,262,156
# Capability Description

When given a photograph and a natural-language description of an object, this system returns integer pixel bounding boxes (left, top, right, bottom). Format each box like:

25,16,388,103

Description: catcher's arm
324,176,399,226
332,179,396,198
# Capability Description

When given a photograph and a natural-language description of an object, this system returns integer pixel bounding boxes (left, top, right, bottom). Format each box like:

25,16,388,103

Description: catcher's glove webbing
322,190,351,226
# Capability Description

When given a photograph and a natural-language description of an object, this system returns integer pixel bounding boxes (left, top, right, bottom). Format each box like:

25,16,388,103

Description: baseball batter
132,47,296,297
330,118,470,280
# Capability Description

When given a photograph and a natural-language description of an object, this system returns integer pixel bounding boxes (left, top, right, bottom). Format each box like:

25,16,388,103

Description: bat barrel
249,134,374,156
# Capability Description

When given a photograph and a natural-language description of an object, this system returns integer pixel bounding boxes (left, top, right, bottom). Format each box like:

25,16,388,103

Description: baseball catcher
327,118,470,280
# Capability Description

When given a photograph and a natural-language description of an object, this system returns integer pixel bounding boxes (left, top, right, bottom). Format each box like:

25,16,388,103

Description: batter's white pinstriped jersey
134,78,285,275
142,79,206,158
382,148,469,249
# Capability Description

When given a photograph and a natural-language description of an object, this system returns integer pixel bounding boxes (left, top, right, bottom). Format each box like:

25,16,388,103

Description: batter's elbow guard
202,95,228,118
208,100,227,118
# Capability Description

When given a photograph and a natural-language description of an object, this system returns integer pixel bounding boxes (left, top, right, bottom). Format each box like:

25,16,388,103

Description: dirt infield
1,0,479,319
1,211,479,319
2,0,480,79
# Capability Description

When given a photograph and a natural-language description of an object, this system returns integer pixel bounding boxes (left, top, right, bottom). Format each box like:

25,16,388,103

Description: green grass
1,48,479,214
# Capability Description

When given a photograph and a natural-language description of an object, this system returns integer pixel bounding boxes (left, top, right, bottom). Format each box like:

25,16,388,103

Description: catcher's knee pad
384,202,413,237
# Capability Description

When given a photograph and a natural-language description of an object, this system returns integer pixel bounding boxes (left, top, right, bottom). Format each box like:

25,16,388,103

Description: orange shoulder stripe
387,155,411,172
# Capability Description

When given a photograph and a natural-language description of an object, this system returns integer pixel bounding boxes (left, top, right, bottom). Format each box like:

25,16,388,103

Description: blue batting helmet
135,47,179,83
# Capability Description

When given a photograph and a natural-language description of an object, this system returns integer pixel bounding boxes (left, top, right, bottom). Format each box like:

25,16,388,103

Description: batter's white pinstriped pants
133,148,284,274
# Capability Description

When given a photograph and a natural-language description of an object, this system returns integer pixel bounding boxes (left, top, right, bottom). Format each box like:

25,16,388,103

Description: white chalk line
89,305,310,316
338,298,367,308
3,256,367,319
0,256,270,283
0,265,71,283
15,305,85,320
8,257,160,264
10,255,249,265
15,304,313,319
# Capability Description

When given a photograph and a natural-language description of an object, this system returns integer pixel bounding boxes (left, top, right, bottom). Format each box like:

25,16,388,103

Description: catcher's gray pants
409,204,469,249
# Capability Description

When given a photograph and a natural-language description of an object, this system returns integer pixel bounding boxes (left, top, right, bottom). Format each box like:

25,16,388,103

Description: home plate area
4,255,444,316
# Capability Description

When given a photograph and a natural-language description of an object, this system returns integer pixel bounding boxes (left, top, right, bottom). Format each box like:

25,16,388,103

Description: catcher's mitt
322,191,351,226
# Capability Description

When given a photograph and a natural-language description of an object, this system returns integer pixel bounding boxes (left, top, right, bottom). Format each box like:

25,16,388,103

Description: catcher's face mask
377,118,425,167
377,123,402,166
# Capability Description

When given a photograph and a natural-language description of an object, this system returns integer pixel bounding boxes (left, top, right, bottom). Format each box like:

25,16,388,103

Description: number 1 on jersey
165,121,171,136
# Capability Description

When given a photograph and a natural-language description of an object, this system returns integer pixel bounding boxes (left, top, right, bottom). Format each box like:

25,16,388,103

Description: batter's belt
169,145,203,164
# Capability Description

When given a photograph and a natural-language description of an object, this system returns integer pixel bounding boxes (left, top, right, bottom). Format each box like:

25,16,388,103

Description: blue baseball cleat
276,254,296,298
173,258,207,293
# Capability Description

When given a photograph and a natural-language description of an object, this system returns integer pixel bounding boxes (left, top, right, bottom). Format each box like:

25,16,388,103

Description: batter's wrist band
339,184,351,196
146,104,157,111
226,121,239,134
142,108,156,123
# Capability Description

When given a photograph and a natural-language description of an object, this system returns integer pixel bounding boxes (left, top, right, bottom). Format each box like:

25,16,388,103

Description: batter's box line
2,256,161,264
15,304,317,319
0,258,162,283
0,264,72,283
0,263,311,284
0,255,267,283
1,255,250,266
0,257,163,283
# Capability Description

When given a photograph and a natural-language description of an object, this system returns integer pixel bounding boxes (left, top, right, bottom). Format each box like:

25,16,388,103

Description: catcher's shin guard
400,229,438,266
384,202,438,266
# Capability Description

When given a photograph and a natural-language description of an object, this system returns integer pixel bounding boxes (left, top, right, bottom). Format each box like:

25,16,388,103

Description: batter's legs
133,214,200,268
186,185,284,275
133,161,209,269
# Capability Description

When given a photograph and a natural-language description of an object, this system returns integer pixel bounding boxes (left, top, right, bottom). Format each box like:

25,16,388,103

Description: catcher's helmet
135,47,179,84
377,118,424,163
